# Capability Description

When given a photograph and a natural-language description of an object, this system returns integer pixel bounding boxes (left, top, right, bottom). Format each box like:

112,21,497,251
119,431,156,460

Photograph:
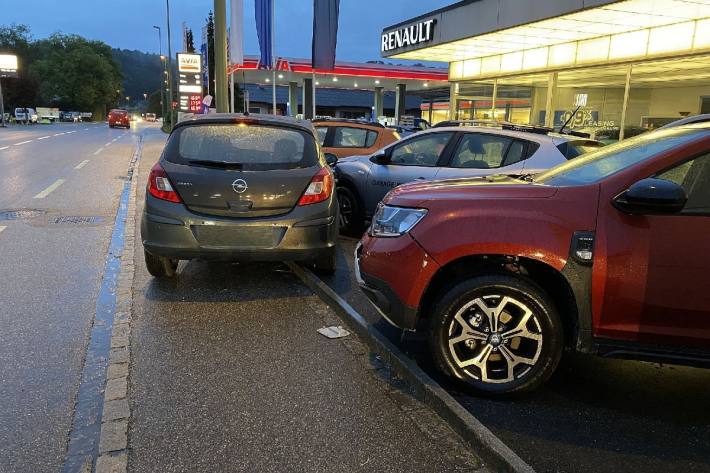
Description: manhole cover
52,216,105,225
0,209,47,221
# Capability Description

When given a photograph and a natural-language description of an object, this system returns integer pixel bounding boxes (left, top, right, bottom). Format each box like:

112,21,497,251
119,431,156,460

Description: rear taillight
297,167,334,206
147,162,182,203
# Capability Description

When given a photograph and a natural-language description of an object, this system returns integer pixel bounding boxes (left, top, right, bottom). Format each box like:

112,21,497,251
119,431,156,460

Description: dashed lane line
14,140,32,146
0,226,6,234
94,148,104,155
33,179,66,199
105,142,112,147
0,146,9,151
75,160,90,170
38,135,51,140
54,133,65,136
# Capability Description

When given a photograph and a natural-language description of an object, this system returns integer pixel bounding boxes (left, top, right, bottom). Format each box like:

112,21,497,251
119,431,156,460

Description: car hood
385,175,557,207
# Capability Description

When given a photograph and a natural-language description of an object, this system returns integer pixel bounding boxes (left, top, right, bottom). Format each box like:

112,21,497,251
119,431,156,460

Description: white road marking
105,142,112,147
93,147,104,155
54,133,65,136
0,146,9,151
37,135,51,140
0,226,6,234
14,140,32,146
83,128,89,130
75,160,90,169
34,179,66,199
111,138,117,142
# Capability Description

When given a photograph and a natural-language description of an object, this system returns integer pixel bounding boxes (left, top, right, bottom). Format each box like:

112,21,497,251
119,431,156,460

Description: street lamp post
153,25,167,121
166,0,174,130
126,96,130,109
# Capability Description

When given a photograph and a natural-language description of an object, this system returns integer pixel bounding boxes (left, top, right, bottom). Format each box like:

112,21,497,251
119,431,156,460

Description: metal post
395,83,406,125
166,0,174,128
214,0,229,112
0,78,5,128
619,65,632,141
312,72,316,118
230,72,235,113
272,70,277,115
271,2,277,115
303,77,314,120
288,82,298,117
490,79,498,120
374,86,384,118
153,26,166,121
544,72,558,128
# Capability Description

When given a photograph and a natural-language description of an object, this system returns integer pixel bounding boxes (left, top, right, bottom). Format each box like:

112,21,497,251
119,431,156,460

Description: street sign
0,54,18,78
177,53,203,113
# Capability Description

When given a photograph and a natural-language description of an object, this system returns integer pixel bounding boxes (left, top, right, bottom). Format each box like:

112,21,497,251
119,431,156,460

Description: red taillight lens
297,167,334,206
147,162,182,203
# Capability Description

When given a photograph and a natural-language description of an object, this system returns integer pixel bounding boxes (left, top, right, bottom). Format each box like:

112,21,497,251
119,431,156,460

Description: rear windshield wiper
187,160,244,170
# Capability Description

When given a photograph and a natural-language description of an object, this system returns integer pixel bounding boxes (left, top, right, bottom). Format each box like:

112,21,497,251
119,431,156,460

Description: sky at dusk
4,0,453,63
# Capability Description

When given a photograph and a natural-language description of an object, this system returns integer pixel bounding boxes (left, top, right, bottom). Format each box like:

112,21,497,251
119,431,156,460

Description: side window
366,130,378,148
451,133,512,169
503,141,526,167
332,127,369,148
389,132,453,167
315,126,328,145
657,154,710,214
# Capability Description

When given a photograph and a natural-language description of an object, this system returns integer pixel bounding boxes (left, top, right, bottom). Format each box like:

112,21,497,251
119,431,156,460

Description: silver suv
333,124,603,234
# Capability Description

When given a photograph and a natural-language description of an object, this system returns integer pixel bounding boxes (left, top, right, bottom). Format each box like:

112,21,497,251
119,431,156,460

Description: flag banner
255,0,273,69
229,0,244,67
312,0,340,70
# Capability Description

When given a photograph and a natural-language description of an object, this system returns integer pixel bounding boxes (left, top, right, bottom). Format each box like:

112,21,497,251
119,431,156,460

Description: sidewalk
123,132,488,472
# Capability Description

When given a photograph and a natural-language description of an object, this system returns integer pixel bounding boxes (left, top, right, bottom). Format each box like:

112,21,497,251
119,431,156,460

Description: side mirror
614,178,687,215
370,153,388,165
325,153,338,167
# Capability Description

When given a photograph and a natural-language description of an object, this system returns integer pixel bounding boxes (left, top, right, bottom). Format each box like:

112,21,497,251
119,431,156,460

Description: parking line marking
14,140,32,146
34,179,66,199
0,226,6,234
94,148,104,155
75,160,90,169
0,146,9,151
38,135,51,140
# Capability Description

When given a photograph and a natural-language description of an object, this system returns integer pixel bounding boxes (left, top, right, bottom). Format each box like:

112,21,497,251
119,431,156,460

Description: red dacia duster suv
356,124,710,395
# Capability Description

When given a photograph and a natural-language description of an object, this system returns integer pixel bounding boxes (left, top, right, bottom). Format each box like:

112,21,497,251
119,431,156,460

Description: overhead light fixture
265,78,271,83
332,76,338,82
375,80,380,84
354,83,359,87
278,74,284,79
315,81,320,85
423,82,429,87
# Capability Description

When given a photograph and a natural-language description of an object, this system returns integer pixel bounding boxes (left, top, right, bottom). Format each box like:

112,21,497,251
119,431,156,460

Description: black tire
311,247,337,275
144,249,178,278
429,274,563,396
336,186,365,237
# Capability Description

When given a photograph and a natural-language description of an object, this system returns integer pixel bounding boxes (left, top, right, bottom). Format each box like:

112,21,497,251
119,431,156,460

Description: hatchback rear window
166,123,317,170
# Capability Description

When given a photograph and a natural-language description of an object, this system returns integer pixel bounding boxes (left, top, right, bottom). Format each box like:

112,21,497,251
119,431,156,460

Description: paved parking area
324,237,710,473
125,133,488,472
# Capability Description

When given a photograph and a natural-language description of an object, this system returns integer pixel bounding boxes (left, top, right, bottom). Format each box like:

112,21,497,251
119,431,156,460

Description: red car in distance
108,109,130,129
356,123,710,395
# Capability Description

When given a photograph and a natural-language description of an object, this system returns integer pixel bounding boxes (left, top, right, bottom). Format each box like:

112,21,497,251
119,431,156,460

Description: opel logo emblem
232,179,248,194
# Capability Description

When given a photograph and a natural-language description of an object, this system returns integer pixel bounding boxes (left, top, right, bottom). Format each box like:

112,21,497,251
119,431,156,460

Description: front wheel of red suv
429,274,563,396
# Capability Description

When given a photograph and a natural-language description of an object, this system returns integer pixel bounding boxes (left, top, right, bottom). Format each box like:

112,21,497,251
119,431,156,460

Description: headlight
370,204,427,237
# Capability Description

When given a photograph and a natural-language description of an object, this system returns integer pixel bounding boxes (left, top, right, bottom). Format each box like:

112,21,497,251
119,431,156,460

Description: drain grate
0,209,47,221
52,216,105,225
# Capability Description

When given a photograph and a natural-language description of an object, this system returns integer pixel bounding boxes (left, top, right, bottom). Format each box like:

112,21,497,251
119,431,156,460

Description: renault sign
381,19,436,54
0,54,18,78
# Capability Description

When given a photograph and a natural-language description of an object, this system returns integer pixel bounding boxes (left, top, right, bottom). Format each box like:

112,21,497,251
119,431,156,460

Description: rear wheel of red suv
429,274,563,395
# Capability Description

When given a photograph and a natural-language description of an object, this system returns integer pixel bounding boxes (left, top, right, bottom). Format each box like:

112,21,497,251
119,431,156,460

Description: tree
145,90,163,117
29,33,123,119
186,29,195,53
205,11,215,97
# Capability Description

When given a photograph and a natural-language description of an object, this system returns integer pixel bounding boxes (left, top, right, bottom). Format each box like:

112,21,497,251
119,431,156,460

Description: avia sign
177,53,202,73
381,19,436,53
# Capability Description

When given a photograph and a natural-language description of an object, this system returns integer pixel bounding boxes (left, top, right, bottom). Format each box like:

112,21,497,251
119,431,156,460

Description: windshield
167,123,317,170
535,127,708,186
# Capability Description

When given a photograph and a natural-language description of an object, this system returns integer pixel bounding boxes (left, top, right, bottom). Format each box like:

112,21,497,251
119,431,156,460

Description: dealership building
383,0,710,139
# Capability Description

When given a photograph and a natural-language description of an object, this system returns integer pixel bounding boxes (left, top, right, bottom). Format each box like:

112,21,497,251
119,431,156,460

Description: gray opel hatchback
141,114,338,277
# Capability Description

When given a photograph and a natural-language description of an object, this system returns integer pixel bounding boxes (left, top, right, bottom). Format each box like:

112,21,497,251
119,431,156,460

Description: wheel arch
419,254,580,350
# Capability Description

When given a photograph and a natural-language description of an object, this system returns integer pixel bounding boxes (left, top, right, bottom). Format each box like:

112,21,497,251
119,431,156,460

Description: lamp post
126,96,130,109
166,0,174,130
153,25,167,121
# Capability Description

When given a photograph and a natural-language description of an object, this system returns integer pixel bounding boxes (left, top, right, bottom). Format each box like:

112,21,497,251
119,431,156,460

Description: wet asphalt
325,237,710,473
126,132,485,472
0,122,139,472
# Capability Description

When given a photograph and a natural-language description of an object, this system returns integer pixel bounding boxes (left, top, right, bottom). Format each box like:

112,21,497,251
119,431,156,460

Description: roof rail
433,120,591,138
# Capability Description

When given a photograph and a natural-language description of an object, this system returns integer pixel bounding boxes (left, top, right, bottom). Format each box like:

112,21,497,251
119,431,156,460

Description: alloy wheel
447,295,543,384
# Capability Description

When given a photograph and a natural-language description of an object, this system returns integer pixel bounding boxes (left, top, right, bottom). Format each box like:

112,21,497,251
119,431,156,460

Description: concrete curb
288,262,535,473
95,138,141,473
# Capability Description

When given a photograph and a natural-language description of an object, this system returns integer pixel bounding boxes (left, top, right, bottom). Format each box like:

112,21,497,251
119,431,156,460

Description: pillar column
303,77,314,120
544,72,558,128
374,86,384,119
449,82,458,121
288,82,298,117
213,0,228,112
395,83,407,124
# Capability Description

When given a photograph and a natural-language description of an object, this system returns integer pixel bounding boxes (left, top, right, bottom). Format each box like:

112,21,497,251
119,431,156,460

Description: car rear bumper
355,234,440,331
141,194,338,262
